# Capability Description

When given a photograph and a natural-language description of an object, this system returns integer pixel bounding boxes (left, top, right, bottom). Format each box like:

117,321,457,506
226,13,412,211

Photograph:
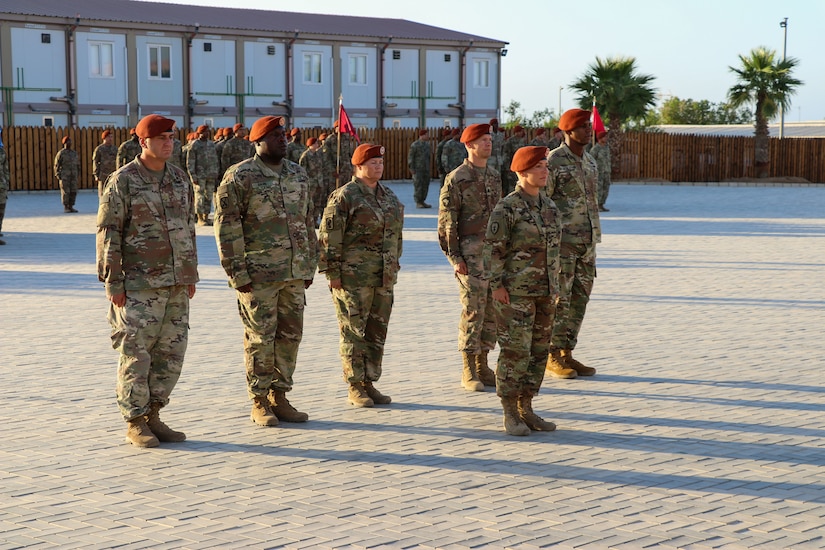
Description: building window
41,33,51,44
303,52,322,84
148,44,172,79
203,42,212,52
473,59,489,88
89,42,114,78
444,54,451,62
267,45,276,55
392,50,401,60
348,54,367,86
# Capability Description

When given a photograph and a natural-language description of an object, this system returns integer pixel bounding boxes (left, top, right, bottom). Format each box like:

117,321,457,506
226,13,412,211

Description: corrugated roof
0,0,506,45
655,122,825,138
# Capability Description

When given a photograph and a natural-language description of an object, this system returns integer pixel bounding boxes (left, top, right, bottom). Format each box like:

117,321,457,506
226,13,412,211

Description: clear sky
141,0,824,123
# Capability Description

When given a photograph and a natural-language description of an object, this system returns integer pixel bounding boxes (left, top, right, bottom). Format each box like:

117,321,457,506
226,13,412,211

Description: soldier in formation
298,136,325,225
440,128,467,176
547,126,563,150
0,129,8,245
407,129,433,208
214,116,317,427
319,143,404,408
322,121,357,189
501,125,526,196
221,123,254,173
590,130,612,212
438,123,500,392
54,136,80,213
116,129,141,169
92,130,118,197
529,128,549,147
186,125,220,225
214,127,231,176
487,118,504,174
435,128,451,186
96,114,199,448
544,108,601,380
286,127,306,163
486,146,561,436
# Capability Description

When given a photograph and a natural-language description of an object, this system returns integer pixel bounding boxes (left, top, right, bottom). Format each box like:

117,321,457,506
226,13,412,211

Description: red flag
338,103,361,143
592,104,606,135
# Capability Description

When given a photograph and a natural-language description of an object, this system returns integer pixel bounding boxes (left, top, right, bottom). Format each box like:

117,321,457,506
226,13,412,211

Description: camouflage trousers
412,172,431,205
0,187,6,232
193,177,217,215
551,242,596,350
598,176,611,207
494,294,556,398
236,280,305,398
108,285,190,421
58,177,78,207
331,285,394,383
455,272,497,353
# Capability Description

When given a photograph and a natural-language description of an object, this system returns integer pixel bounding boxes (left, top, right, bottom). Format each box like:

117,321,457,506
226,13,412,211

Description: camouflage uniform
322,133,356,189
299,147,326,224
117,136,141,169
502,135,526,196
54,147,80,210
407,137,432,206
221,136,255,174
590,142,612,208
92,143,117,196
287,139,307,164
486,186,561,398
438,159,501,354
319,177,404,384
169,138,185,171
544,143,601,351
96,158,199,421
548,136,563,151
441,138,468,175
487,129,505,173
186,138,220,216
529,134,550,147
0,146,9,238
214,138,228,177
214,156,317,399
435,135,450,186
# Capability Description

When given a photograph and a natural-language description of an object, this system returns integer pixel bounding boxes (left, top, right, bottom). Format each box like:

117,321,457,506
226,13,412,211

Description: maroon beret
513,125,524,134
419,129,429,137
223,127,234,136
451,128,461,137
489,118,498,125
460,124,491,144
596,130,608,140
510,146,548,172
249,116,286,142
351,143,385,165
558,109,591,131
306,137,317,147
135,114,175,139
535,128,546,136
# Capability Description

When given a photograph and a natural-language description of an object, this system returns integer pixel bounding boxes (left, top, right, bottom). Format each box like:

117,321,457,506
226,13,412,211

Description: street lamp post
558,86,562,119
779,17,788,139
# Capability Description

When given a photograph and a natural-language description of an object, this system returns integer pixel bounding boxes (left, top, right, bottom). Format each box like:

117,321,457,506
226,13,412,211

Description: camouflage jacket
590,143,611,183
186,138,220,183
441,139,467,174
545,143,601,245
485,186,561,296
287,140,307,164
214,156,317,288
502,136,526,170
319,177,404,288
117,138,142,169
407,139,431,174
0,148,9,193
96,159,199,296
92,144,117,182
298,148,324,183
438,159,501,276
529,135,550,147
214,139,227,174
487,130,505,169
221,137,254,173
169,139,185,170
435,137,450,174
322,133,356,187
54,148,80,179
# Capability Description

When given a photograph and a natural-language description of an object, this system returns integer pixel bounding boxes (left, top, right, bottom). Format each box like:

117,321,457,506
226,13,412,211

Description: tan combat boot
348,382,374,407
500,397,530,436
269,389,309,422
517,394,556,432
476,350,497,388
561,349,596,376
461,352,484,392
364,381,392,404
145,402,186,442
126,416,160,448
545,348,577,379
250,396,279,426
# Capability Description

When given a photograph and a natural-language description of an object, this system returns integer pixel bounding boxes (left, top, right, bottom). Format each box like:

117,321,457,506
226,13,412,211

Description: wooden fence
4,126,825,191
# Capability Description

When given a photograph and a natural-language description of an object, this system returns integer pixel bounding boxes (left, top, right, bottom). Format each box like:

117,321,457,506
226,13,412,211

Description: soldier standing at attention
438,124,501,392
502,125,526,196
319,143,404,408
408,129,433,208
54,136,80,213
544,108,601,379
96,114,199,448
286,127,306,163
214,116,317,428
488,118,505,174
547,126,563,151
92,130,118,197
530,128,550,147
215,127,232,177
116,128,141,169
169,134,185,171
221,123,254,173
298,137,326,225
590,130,612,212
486,146,561,436
440,128,467,176
434,129,450,186
186,125,220,225
322,120,356,189
0,129,9,245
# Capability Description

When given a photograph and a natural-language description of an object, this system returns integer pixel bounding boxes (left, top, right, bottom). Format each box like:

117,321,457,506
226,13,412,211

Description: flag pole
336,94,343,188
591,97,597,147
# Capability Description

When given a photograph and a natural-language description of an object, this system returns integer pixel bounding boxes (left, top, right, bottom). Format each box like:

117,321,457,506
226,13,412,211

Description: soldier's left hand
187,284,196,299
492,287,510,305
304,279,313,289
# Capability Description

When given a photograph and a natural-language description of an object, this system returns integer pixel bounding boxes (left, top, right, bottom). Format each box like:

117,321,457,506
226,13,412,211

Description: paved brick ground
1,181,824,549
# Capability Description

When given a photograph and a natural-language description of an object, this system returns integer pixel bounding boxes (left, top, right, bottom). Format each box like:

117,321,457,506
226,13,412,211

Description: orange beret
419,129,429,137
333,120,340,128
351,143,385,165
319,133,328,140
196,125,209,133
101,130,111,139
489,118,498,125
306,137,317,147
187,132,198,140
233,123,244,132
61,136,71,144
510,146,548,172
223,127,233,135
290,127,300,136
129,128,136,135
513,125,524,134
135,114,176,139
558,109,591,131
461,124,491,144
249,116,285,142
214,128,224,137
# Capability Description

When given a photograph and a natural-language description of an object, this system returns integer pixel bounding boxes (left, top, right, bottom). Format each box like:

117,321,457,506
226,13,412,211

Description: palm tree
728,46,802,178
570,56,656,178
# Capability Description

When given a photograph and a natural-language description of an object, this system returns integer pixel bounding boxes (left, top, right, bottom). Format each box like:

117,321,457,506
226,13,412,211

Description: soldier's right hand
453,261,468,276
109,292,127,307
236,283,253,293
